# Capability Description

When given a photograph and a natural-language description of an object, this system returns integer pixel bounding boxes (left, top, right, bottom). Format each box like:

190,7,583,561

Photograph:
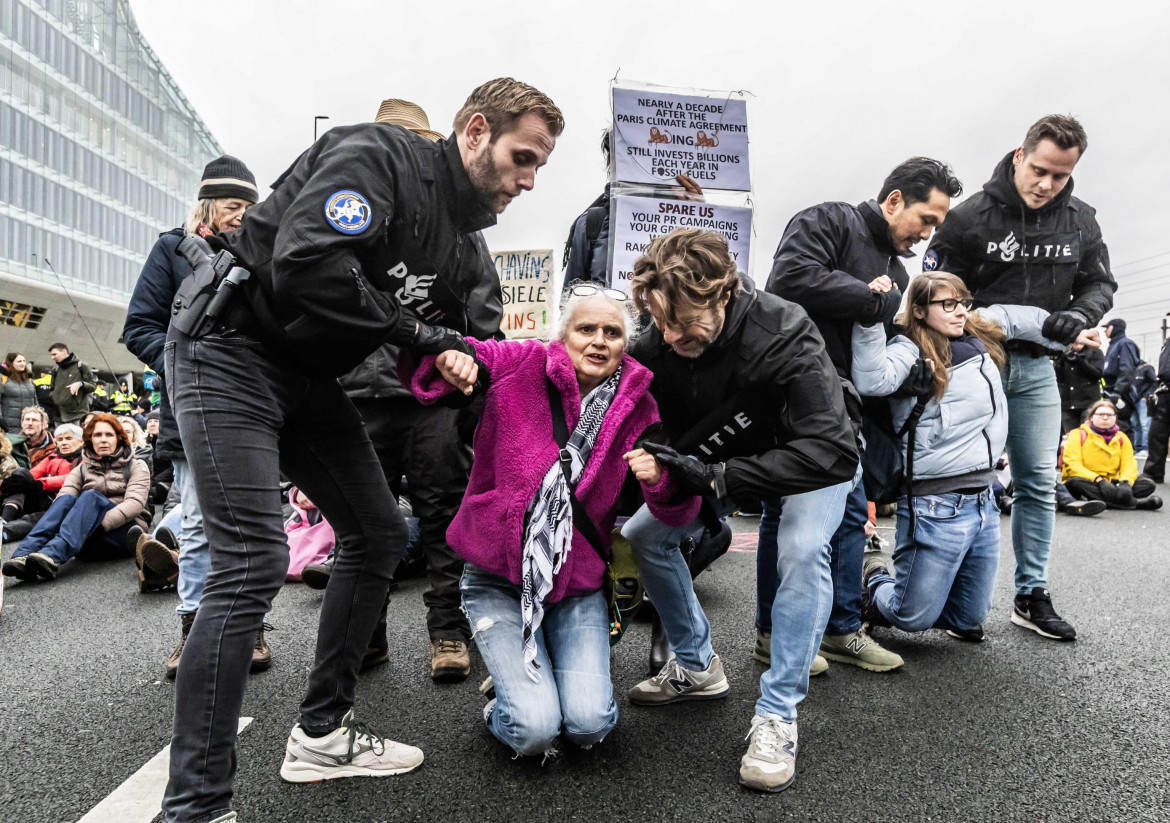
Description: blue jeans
460,565,617,757
869,490,999,632
1135,402,1150,451
171,457,211,616
13,490,128,564
1001,352,1060,594
757,474,867,636
621,498,737,672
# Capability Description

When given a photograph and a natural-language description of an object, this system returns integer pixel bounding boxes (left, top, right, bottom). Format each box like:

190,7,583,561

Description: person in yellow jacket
1061,399,1162,510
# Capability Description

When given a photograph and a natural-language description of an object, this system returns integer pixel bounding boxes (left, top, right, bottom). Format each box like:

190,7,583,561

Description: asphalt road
2,486,1168,823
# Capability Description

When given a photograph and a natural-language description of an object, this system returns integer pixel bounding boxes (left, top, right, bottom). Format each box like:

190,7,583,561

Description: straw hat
374,99,445,142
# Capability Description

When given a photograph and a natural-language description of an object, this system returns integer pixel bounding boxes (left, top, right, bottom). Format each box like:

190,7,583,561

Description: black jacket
629,277,857,507
217,124,496,375
926,152,1115,324
339,231,503,399
766,200,910,387
123,227,191,459
1053,347,1104,411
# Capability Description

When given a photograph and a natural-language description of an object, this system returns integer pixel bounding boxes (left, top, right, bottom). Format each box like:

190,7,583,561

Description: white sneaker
280,709,424,783
739,714,798,793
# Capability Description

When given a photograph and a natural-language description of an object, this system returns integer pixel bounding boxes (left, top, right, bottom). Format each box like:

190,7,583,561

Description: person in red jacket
2,423,83,524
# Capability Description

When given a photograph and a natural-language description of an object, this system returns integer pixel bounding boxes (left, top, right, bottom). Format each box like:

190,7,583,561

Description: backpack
860,395,926,505
561,190,610,282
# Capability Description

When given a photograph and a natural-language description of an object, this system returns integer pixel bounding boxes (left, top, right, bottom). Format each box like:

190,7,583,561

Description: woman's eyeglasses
570,284,628,301
927,298,975,313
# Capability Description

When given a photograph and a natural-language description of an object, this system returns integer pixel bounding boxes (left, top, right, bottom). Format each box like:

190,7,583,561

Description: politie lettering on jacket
695,412,754,458
386,261,445,324
975,229,1081,264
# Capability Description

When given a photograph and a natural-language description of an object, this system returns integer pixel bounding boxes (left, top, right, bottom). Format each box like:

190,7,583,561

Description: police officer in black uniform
161,78,563,823
925,114,1115,643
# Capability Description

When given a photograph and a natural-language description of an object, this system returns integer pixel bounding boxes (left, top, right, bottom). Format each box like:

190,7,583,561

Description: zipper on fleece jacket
978,353,997,467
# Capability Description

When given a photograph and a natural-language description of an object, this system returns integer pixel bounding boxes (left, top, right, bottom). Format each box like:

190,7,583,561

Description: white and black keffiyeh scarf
519,365,622,682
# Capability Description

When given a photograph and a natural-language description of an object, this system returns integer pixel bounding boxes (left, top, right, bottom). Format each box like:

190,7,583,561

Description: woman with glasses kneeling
1061,399,1162,511
851,272,1100,643
401,284,700,758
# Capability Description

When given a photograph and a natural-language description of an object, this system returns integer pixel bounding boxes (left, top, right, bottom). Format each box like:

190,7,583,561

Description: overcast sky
130,0,1170,350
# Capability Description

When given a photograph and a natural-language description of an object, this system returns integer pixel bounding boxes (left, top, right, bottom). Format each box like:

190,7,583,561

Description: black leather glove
872,287,903,324
641,442,728,499
893,358,936,399
1042,311,1088,345
409,321,474,356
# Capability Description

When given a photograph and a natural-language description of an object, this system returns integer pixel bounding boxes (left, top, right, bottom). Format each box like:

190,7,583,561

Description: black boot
648,606,670,673
687,522,732,580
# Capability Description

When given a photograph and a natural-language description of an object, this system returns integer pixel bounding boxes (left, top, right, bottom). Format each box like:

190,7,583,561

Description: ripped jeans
460,564,617,757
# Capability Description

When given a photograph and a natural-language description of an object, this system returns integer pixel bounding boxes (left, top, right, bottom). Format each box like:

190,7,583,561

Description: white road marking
77,716,254,823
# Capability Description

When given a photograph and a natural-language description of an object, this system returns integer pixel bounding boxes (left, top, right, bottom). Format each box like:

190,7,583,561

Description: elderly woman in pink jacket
403,285,700,759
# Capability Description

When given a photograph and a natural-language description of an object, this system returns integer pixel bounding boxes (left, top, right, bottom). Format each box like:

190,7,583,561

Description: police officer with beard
925,114,1114,644
161,78,562,823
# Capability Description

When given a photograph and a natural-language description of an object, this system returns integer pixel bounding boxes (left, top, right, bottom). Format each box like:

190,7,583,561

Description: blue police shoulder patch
324,190,371,234
922,249,939,272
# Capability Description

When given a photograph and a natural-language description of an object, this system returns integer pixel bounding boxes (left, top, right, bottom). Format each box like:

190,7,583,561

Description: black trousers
163,330,407,823
353,396,472,642
0,468,50,520
1144,393,1170,482
1064,475,1157,509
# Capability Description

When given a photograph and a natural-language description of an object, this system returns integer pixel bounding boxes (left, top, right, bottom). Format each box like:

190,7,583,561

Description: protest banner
608,195,752,293
612,85,751,191
492,248,556,339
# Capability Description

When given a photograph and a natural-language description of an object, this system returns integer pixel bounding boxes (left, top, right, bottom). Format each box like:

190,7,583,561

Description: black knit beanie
199,155,258,203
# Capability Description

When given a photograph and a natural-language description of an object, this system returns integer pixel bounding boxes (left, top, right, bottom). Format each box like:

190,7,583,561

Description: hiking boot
280,708,424,783
739,714,798,793
2,555,36,582
860,555,894,626
752,631,827,675
1011,588,1076,641
251,622,273,673
946,626,986,642
628,654,729,705
25,552,60,580
166,612,196,680
430,639,471,682
1136,495,1163,511
136,536,180,593
154,525,180,553
362,633,389,672
819,627,903,672
1059,500,1107,517
301,556,334,591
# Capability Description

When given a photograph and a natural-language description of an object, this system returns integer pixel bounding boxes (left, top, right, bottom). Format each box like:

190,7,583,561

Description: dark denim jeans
757,474,867,636
162,329,407,823
12,489,126,563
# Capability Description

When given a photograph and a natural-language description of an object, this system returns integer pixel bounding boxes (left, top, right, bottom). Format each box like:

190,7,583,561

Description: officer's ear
463,113,491,151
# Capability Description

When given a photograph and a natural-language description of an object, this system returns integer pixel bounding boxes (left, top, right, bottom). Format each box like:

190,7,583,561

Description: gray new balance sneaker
819,627,904,672
280,708,424,783
628,654,729,705
753,631,828,675
740,714,798,793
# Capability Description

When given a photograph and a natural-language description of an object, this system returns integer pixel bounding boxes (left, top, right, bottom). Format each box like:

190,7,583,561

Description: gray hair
555,291,640,348
184,198,217,235
54,423,83,439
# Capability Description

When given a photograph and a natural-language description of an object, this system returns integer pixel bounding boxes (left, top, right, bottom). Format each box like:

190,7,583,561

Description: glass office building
0,0,220,369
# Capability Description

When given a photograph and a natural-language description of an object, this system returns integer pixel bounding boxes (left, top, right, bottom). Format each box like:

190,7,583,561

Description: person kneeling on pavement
1061,399,1162,511
852,272,1100,644
401,286,699,758
3,414,149,582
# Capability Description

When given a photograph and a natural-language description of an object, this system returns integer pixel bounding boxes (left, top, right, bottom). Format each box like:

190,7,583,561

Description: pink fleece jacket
402,338,700,602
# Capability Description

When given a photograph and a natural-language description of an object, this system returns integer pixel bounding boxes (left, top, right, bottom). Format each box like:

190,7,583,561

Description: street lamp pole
314,115,330,142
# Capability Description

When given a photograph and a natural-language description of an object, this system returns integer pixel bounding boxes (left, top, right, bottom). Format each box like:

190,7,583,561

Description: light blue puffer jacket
851,305,1052,481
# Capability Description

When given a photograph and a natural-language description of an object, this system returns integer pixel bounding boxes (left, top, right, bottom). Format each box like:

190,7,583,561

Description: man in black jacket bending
926,115,1114,642
620,228,857,794
767,157,962,673
161,78,562,823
